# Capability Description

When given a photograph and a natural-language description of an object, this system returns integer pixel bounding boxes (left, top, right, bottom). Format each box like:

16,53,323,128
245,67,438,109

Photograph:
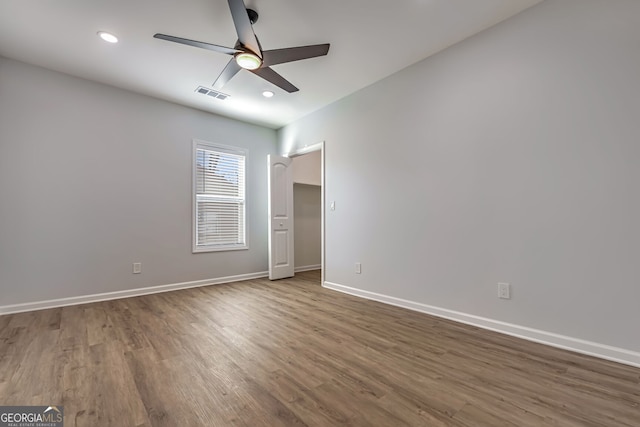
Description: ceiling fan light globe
235,52,262,70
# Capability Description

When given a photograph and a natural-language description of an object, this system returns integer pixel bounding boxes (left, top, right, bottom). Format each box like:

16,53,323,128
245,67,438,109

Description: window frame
192,139,249,253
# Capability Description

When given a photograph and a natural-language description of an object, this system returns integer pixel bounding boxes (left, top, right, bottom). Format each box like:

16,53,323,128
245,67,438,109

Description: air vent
195,86,230,100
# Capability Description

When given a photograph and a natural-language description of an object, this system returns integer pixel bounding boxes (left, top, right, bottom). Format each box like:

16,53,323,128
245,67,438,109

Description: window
193,140,247,252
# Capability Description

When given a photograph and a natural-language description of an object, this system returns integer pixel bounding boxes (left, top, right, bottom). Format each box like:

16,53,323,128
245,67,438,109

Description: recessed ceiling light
262,90,274,98
97,31,118,43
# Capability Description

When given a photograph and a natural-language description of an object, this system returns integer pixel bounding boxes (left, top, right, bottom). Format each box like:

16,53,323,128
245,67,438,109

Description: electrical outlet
355,262,361,274
498,282,511,299
133,262,142,274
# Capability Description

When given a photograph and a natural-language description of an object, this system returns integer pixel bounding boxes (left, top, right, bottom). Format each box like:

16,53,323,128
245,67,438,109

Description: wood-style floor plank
0,270,639,426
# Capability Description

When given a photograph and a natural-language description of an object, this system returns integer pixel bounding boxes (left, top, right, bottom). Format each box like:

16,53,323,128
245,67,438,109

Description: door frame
286,141,325,286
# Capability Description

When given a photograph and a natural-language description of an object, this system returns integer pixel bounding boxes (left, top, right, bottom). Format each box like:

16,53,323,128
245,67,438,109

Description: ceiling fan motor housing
247,9,258,25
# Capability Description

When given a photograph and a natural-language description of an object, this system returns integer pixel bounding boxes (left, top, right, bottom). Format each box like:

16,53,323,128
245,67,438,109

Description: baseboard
323,281,640,369
295,264,321,273
0,271,269,315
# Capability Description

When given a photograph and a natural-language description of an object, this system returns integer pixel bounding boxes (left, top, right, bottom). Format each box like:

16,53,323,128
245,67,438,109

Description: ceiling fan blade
251,67,299,93
213,59,242,90
154,33,239,55
227,0,262,57
262,44,330,67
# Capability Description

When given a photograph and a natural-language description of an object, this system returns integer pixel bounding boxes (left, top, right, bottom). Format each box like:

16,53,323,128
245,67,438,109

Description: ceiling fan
154,0,330,93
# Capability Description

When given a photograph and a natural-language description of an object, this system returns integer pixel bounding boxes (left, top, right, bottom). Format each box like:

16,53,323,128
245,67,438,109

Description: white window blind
193,140,247,252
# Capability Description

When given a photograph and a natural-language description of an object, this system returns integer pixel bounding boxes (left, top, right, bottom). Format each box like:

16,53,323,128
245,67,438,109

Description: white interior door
268,155,294,280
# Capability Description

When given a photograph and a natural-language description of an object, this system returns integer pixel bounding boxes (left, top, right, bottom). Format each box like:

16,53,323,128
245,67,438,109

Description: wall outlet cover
498,282,511,299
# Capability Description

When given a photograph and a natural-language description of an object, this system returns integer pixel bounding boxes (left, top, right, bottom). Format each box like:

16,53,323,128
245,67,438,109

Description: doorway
290,143,324,286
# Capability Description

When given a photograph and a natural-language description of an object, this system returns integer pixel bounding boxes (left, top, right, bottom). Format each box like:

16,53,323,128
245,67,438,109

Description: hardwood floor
1,270,639,426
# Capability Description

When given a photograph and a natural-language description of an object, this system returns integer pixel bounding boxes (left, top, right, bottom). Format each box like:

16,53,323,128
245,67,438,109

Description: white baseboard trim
323,281,640,369
0,271,269,315
295,264,322,273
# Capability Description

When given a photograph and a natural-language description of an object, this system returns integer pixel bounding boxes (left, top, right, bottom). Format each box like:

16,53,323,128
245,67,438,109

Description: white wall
292,150,321,186
294,184,322,269
0,57,277,307
278,0,640,363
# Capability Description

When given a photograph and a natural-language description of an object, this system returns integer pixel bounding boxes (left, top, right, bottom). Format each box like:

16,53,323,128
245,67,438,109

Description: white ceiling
0,0,542,129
